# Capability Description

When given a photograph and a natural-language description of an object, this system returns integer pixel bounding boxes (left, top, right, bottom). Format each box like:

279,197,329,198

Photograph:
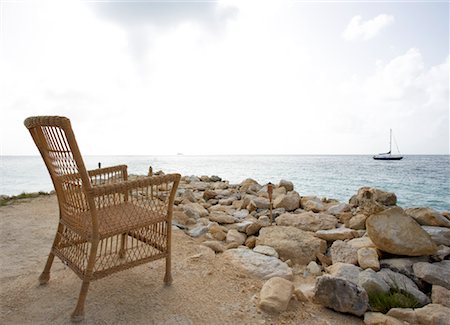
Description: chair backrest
24,116,92,224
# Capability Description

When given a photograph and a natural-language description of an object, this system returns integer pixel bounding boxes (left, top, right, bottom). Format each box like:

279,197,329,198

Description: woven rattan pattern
24,116,180,322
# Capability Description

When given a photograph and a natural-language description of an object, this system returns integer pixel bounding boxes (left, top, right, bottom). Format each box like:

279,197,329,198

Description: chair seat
64,202,166,238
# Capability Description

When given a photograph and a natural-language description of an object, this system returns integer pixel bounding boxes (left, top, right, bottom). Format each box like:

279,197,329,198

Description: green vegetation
368,288,420,314
0,191,50,206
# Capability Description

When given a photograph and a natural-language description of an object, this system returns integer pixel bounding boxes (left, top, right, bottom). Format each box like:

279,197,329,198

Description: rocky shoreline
168,174,449,324
2,173,449,324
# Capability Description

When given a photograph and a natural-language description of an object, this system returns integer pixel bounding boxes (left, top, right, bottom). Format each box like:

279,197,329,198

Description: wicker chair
24,116,180,322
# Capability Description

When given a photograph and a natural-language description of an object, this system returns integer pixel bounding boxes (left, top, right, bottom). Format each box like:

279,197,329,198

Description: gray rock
327,203,351,216
223,248,293,280
413,261,450,290
306,261,322,276
253,245,279,258
188,225,209,237
313,275,368,316
326,263,362,283
377,268,430,306
257,226,326,265
380,256,429,280
357,269,390,295
279,180,294,192
273,192,300,211
233,209,249,220
422,226,450,246
330,240,359,265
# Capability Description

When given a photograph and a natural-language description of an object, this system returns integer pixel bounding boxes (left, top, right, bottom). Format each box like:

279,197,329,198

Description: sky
0,0,449,155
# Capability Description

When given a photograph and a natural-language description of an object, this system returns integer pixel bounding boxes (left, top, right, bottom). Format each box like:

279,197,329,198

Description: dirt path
0,195,363,324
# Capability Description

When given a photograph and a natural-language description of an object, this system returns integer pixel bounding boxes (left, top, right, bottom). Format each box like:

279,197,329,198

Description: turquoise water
1,155,449,211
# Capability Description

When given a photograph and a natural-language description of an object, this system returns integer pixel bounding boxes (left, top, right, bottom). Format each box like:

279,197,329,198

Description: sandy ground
0,195,364,325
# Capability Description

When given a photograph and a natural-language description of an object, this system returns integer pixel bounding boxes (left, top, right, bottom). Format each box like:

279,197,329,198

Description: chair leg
71,280,90,322
71,241,98,322
39,223,63,285
164,255,172,285
118,233,127,258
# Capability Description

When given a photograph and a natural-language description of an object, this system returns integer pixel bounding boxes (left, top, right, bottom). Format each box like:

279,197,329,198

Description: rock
208,211,236,224
326,263,362,283
379,257,428,280
279,180,294,192
233,209,249,220
182,202,209,218
377,269,430,306
257,226,326,265
213,181,228,190
432,285,450,308
245,236,257,249
358,247,380,271
188,225,209,237
190,181,209,191
294,287,309,302
272,187,287,199
253,245,279,258
348,237,377,250
422,226,450,246
434,245,450,261
330,240,359,265
248,197,270,211
358,269,390,294
306,261,322,276
240,178,260,192
302,197,325,213
182,189,196,202
223,248,293,280
258,277,294,313
405,207,450,228
414,304,450,325
273,192,300,211
186,175,200,183
209,225,227,241
313,275,368,316
258,215,271,227
202,240,225,253
226,229,247,245
364,312,405,325
413,261,450,290
246,222,263,236
347,214,368,230
235,220,253,233
366,207,437,256
276,212,338,232
173,210,196,226
350,187,397,208
210,175,221,182
386,308,417,324
327,203,351,216
315,227,359,241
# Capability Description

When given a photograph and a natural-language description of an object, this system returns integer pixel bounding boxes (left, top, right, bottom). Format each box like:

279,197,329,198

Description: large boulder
240,178,260,192
258,277,294,313
326,263,362,283
223,248,293,280
301,197,325,212
257,226,326,265
413,261,450,290
366,207,437,256
313,275,368,316
276,212,338,232
273,192,300,211
405,207,450,228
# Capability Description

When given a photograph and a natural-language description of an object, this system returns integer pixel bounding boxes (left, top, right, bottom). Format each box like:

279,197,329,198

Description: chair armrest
88,165,128,186
89,173,180,197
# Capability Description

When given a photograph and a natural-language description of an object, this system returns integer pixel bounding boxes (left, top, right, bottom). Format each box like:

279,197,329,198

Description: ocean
1,155,449,211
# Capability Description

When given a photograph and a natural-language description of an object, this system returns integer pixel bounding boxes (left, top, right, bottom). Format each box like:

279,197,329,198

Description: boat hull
373,156,403,160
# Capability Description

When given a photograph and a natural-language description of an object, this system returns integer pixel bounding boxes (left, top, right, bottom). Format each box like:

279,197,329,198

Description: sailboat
373,129,403,160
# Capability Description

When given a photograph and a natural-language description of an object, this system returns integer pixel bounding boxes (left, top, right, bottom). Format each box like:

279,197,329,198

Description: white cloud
343,14,394,41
